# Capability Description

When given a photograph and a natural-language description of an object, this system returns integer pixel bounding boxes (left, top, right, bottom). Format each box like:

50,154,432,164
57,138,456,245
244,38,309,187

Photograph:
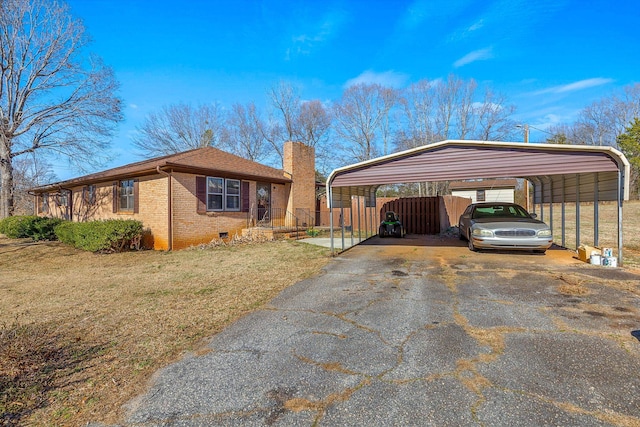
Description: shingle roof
32,147,290,192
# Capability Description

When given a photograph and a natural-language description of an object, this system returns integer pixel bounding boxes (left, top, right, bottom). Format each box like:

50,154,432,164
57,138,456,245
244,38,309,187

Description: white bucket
604,256,617,267
602,248,613,257
590,254,602,265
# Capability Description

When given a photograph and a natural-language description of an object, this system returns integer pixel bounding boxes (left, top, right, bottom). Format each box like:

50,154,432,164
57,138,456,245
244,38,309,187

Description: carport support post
370,191,374,237
340,187,345,250
561,176,566,248
363,194,368,240
349,195,354,247
576,174,581,249
617,170,624,266
357,195,362,243
548,179,553,235
329,186,334,254
594,173,599,247
539,180,544,222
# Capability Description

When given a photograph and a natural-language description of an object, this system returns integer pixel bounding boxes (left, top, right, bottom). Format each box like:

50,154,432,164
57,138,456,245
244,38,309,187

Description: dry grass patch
550,199,640,270
0,237,330,426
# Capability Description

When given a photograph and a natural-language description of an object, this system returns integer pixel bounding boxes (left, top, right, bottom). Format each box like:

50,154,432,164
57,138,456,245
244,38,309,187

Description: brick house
31,141,316,250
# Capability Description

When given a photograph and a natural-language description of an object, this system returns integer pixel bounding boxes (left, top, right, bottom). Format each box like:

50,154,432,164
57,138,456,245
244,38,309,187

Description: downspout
157,166,173,251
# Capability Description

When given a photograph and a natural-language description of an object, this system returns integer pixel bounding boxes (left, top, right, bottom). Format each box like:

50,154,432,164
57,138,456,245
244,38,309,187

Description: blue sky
59,0,639,179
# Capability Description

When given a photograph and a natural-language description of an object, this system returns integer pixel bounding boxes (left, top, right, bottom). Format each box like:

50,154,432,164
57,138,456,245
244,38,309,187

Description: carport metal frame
326,140,630,266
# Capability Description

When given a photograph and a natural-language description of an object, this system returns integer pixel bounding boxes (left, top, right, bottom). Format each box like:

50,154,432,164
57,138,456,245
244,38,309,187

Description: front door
257,182,271,224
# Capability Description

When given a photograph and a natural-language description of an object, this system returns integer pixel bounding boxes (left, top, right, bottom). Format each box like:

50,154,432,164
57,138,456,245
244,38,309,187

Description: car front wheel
467,234,476,252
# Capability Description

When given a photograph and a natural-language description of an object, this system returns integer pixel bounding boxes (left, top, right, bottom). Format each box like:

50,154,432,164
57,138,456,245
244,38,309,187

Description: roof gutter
156,166,173,251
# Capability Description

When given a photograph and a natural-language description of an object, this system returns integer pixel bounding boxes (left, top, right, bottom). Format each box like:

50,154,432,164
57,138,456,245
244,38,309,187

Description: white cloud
344,70,410,88
468,19,484,31
449,18,485,42
289,9,347,59
535,78,614,94
129,103,139,109
453,47,493,68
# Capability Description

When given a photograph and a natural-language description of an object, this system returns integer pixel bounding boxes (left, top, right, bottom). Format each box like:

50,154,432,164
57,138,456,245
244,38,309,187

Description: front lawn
0,238,330,426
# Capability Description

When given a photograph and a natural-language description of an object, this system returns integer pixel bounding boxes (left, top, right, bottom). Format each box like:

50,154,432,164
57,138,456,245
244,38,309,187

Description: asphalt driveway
105,235,640,426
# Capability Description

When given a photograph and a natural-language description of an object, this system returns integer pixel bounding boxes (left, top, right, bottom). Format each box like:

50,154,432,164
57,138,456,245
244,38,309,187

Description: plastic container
603,256,617,267
590,254,602,265
602,248,613,257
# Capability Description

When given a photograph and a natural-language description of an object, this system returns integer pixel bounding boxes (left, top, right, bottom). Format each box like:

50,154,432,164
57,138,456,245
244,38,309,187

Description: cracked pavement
100,235,640,426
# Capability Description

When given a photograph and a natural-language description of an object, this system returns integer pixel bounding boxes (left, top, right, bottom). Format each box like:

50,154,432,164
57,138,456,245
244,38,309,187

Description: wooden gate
380,197,440,234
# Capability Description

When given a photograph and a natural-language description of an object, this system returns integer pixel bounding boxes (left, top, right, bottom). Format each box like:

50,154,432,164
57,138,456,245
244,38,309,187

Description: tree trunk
0,152,14,219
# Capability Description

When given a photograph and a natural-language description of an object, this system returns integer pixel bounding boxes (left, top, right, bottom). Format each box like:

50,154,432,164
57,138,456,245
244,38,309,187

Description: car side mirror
530,213,537,219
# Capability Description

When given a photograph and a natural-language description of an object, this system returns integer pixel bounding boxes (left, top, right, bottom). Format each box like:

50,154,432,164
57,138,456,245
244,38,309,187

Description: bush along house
31,141,317,250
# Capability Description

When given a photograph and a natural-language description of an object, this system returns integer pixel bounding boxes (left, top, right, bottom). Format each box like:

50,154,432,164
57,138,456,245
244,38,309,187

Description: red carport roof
327,140,630,204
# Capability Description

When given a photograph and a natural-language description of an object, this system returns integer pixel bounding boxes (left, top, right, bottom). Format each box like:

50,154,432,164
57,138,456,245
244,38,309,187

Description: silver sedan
458,202,553,253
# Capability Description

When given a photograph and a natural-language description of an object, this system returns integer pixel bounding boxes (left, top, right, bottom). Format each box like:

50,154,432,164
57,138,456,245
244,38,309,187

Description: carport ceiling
327,140,630,204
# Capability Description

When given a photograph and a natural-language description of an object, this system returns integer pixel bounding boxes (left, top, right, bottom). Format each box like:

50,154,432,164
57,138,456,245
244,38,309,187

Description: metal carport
326,140,631,265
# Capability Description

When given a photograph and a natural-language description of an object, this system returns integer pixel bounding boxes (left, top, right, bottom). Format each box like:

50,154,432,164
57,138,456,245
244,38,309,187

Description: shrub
306,227,320,237
55,219,143,253
52,222,76,246
0,216,63,241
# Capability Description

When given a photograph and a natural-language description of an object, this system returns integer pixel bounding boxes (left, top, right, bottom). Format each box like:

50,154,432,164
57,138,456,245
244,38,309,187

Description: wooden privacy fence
379,196,472,235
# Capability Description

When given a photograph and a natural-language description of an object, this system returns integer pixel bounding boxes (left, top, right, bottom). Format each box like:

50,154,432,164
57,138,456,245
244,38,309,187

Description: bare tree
0,0,123,218
398,76,516,145
545,123,575,144
223,102,269,163
262,81,301,162
12,154,57,215
296,100,332,148
397,79,437,150
266,81,334,166
547,83,640,148
456,78,477,139
395,76,517,195
296,100,333,174
620,83,640,125
268,81,300,142
333,83,397,162
473,88,517,141
574,84,640,147
577,98,618,146
433,74,463,139
132,103,225,157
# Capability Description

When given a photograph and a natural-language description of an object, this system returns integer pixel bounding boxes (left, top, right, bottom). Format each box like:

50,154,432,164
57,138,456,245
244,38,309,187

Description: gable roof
327,140,630,203
32,147,290,192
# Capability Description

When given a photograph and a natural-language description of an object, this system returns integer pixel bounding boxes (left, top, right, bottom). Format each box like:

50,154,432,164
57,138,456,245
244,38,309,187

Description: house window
40,193,49,213
83,185,96,205
207,177,223,211
476,189,486,202
57,190,70,207
198,177,244,213
120,180,135,211
226,179,240,211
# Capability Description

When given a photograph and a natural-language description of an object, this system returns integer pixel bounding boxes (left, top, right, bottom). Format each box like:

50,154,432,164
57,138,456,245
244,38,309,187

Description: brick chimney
283,141,316,224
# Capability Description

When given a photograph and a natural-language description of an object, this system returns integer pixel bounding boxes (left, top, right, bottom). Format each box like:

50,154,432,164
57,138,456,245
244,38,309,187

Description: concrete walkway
297,236,355,250
104,238,640,426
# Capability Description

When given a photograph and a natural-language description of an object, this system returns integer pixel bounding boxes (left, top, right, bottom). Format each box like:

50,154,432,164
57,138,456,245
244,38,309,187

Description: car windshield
472,204,530,219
